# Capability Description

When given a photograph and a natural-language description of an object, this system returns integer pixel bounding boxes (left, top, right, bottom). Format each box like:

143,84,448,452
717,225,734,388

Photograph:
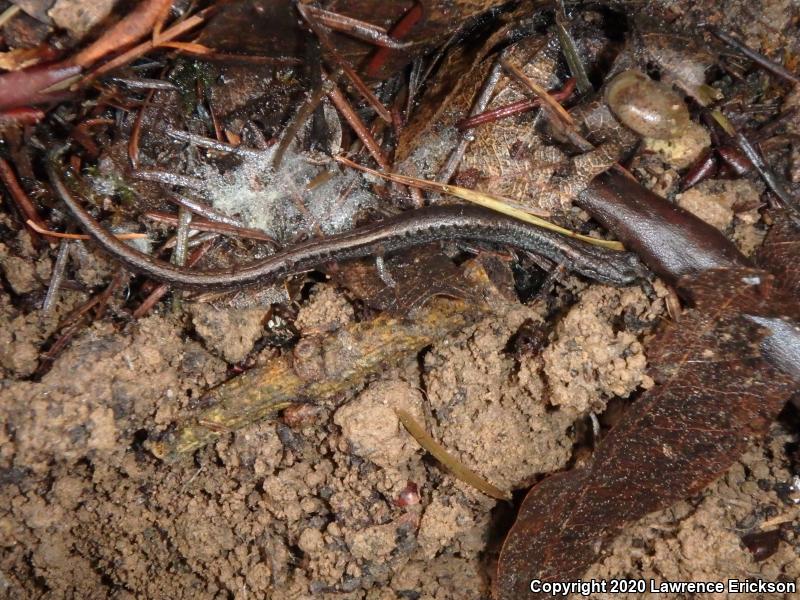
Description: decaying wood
149,261,497,462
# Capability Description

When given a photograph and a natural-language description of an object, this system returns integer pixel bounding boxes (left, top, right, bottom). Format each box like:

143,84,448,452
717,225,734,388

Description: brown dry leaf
495,266,800,599
758,213,800,294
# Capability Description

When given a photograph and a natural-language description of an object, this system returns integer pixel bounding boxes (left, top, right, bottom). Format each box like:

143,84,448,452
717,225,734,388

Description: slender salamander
47,160,645,291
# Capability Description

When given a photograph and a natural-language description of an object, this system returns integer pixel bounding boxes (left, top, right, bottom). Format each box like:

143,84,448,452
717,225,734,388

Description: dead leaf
495,267,800,599
758,213,800,295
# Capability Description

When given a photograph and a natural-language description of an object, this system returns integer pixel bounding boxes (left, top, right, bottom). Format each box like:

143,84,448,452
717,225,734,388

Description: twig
129,88,155,169
437,56,505,183
81,7,213,83
299,4,414,49
272,82,328,170
735,131,800,222
42,240,71,313
143,211,276,244
0,4,21,28
168,194,247,228
396,408,511,500
171,207,192,267
35,271,127,378
457,78,576,130
328,81,390,168
133,169,204,190
365,2,424,78
709,27,800,86
109,77,179,91
133,238,216,318
553,1,592,94
169,207,191,311
501,58,574,126
0,157,48,236
166,127,264,160
74,0,174,68
297,2,392,123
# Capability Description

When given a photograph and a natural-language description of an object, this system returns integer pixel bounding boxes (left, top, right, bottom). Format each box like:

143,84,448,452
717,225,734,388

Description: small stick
501,58,574,126
169,194,247,228
133,169,204,190
42,240,71,313
157,230,218,251
169,207,192,311
735,131,800,222
553,1,592,94
171,208,192,267
0,107,46,126
0,157,48,235
157,41,212,55
437,57,505,183
109,77,178,91
365,2,424,77
272,82,328,170
81,7,213,82
709,27,800,86
73,0,174,68
143,211,276,244
297,2,392,123
328,82,390,168
457,78,576,130
189,53,301,66
166,127,263,160
299,4,414,50
35,271,127,378
395,408,511,500
70,121,102,157
128,88,155,169
0,4,21,28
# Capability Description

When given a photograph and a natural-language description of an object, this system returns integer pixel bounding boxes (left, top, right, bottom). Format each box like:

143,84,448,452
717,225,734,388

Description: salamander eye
605,70,690,140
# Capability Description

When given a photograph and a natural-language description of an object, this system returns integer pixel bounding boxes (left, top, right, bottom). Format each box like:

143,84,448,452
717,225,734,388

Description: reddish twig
0,107,46,125
81,7,213,83
457,78,576,130
0,157,48,237
328,81,390,168
365,2,424,78
70,117,114,158
129,89,155,169
74,0,173,68
297,2,392,123
143,211,277,244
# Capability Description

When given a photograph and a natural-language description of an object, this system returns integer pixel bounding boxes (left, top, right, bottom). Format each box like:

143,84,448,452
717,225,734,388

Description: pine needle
395,408,511,501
